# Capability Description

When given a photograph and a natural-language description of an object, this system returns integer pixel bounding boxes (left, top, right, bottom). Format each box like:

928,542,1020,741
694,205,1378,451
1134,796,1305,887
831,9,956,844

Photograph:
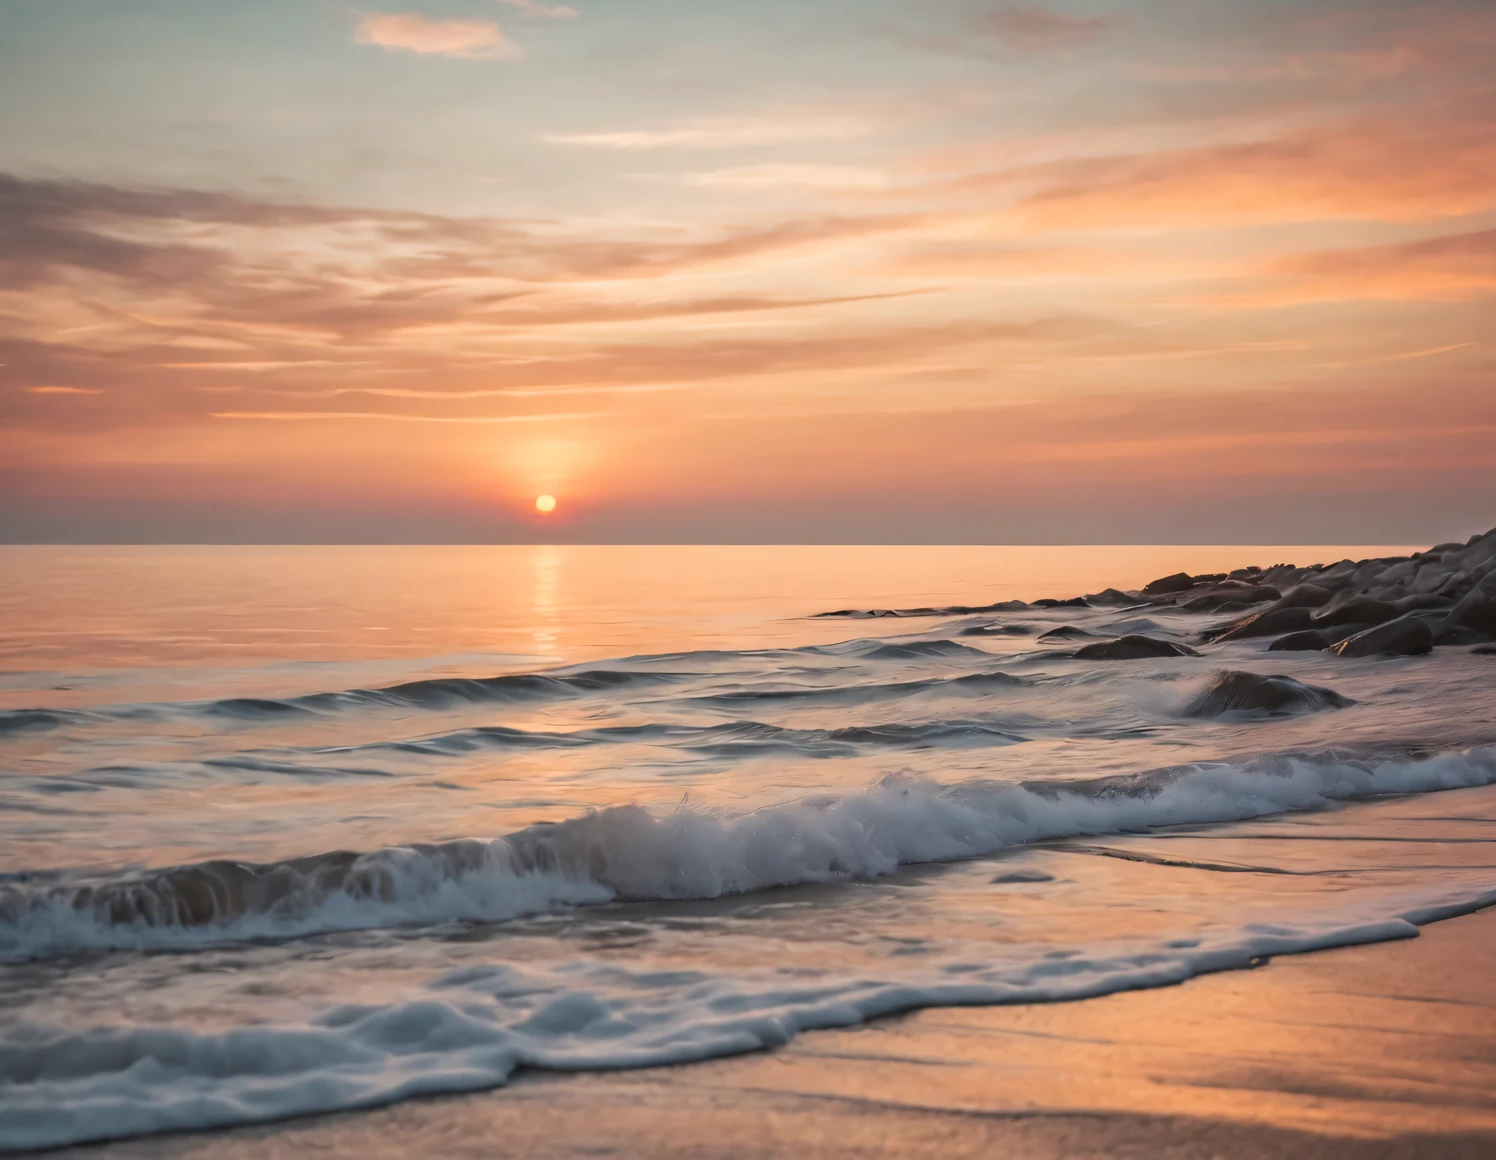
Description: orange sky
1,0,1493,542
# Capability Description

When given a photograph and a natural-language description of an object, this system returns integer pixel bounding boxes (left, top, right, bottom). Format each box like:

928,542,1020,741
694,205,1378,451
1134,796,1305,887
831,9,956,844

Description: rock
1474,645,1496,656
1180,585,1279,613
1390,593,1455,615
1074,635,1199,660
1214,606,1314,642
1141,572,1196,597
1032,597,1089,608
1183,671,1353,717
1330,616,1435,658
1456,598,1496,633
1268,630,1331,652
1436,626,1494,647
1038,626,1096,640
1273,583,1334,610
1319,622,1371,645
1083,588,1136,606
1313,598,1397,628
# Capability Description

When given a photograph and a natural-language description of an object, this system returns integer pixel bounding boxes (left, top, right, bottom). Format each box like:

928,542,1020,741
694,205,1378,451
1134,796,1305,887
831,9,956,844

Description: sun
534,494,557,514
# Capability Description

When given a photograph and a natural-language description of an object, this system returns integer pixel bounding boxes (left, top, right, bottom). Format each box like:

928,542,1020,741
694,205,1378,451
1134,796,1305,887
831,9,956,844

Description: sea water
2,545,1494,1152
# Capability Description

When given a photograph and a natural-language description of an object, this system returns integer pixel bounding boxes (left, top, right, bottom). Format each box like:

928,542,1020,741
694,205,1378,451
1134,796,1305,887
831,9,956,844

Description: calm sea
2,545,1493,1152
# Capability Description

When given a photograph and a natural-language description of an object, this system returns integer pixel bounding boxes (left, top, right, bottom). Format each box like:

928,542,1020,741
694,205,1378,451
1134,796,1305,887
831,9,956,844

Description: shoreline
56,903,1496,1160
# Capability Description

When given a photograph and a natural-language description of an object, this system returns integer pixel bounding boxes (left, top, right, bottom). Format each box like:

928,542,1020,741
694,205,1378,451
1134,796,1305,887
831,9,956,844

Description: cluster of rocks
1128,526,1496,658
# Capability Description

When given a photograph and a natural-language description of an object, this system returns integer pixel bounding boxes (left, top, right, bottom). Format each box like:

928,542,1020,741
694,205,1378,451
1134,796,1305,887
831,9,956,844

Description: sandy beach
57,903,1495,1160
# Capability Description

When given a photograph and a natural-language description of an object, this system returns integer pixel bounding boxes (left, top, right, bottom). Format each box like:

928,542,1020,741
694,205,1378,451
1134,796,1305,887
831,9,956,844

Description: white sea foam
4,882,1495,1153
4,746,1494,963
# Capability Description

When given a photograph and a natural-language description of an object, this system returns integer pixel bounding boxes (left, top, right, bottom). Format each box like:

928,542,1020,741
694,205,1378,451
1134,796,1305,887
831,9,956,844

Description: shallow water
4,544,1495,1152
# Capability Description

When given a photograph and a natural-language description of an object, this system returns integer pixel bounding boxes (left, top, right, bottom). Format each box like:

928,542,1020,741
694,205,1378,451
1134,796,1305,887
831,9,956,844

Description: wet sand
64,905,1496,1160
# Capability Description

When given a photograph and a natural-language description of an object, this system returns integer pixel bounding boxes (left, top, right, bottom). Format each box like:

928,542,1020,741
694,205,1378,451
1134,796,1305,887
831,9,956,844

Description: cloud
1005,119,1496,228
24,385,103,395
0,172,921,346
980,4,1106,49
682,165,889,190
1235,228,1496,305
355,13,521,59
545,117,878,150
211,410,605,424
497,0,577,18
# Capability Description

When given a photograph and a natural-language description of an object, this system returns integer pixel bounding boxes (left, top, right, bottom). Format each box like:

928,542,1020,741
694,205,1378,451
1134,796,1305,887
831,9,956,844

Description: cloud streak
355,13,522,59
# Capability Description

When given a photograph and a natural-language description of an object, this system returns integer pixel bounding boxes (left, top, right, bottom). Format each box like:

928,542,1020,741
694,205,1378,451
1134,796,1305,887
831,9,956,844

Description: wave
0,670,684,735
686,669,1031,709
12,887,1496,1153
313,716,1029,762
4,745,1493,964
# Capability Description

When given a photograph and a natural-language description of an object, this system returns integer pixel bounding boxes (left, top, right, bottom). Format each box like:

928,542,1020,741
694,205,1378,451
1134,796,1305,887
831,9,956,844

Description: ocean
2,544,1494,1152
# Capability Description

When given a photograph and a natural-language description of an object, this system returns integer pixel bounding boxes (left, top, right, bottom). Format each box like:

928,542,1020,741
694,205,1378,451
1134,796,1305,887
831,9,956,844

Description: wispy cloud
497,0,578,18
212,410,606,424
544,116,878,150
682,165,889,190
355,13,522,59
981,4,1107,50
24,385,103,395
1234,228,1496,305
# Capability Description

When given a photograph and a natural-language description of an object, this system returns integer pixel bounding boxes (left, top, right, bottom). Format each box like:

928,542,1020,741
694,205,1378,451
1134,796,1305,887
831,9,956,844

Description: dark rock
1141,572,1196,597
1074,635,1199,660
1032,597,1089,608
1083,588,1136,606
1456,599,1496,634
1180,585,1279,613
1436,626,1495,647
1038,626,1096,640
1314,598,1397,628
1474,645,1496,655
1184,670,1354,717
1273,583,1334,610
1390,593,1455,615
1319,622,1371,645
1214,606,1314,642
1268,630,1331,652
1330,616,1435,658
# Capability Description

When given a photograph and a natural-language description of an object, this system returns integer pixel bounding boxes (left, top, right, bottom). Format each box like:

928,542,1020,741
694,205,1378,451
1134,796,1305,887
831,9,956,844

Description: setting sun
535,494,557,514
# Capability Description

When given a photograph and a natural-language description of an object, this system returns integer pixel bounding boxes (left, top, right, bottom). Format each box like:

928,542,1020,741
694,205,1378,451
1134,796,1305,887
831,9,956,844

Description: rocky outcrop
1330,616,1435,658
1213,606,1314,642
1129,526,1496,656
1184,671,1354,716
1073,635,1199,660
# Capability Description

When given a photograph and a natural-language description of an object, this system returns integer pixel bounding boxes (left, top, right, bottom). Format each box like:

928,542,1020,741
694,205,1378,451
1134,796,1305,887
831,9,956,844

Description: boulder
1313,598,1397,628
1268,630,1331,652
1141,572,1196,597
1084,588,1136,606
1214,606,1314,642
1032,597,1090,608
1038,625,1096,640
1183,671,1353,717
1074,635,1199,660
1180,585,1280,613
1273,583,1334,610
1456,598,1496,634
1330,616,1435,658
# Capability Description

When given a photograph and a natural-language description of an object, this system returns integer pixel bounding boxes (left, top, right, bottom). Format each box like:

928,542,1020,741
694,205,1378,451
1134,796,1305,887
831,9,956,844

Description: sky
1,0,1493,544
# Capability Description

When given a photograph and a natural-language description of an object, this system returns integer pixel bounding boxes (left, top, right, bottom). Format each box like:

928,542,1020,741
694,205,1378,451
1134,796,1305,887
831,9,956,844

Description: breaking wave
5,745,1492,964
